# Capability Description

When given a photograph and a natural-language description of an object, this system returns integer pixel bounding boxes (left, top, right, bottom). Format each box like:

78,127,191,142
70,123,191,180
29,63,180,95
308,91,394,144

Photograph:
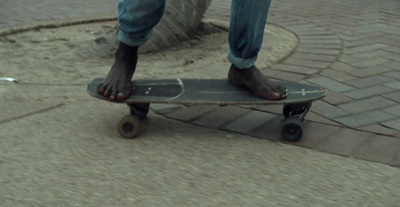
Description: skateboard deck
87,78,326,141
88,78,325,105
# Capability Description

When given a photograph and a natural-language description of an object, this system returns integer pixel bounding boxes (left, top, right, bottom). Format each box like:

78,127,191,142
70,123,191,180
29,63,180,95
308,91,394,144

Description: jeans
117,0,272,69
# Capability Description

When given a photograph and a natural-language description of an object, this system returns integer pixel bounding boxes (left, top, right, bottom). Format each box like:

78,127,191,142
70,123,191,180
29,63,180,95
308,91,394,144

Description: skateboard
87,78,326,142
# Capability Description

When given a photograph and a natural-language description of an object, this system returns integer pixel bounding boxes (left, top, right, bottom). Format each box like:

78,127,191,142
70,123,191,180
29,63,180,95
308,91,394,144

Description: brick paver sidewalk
173,0,400,166
1,0,399,166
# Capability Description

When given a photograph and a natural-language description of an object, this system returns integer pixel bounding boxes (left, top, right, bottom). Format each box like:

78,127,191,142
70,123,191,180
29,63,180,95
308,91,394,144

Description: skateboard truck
128,103,150,119
281,102,312,142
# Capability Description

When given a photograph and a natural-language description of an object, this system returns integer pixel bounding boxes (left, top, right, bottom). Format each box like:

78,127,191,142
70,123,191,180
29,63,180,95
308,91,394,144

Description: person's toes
253,90,279,100
117,93,129,101
280,92,288,99
268,91,286,100
269,92,283,100
116,83,132,101
97,83,106,94
274,87,288,98
261,76,287,94
276,85,287,94
109,91,117,102
103,87,112,98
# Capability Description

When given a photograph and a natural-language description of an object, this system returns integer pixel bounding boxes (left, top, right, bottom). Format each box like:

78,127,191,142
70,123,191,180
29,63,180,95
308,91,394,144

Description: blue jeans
117,0,271,69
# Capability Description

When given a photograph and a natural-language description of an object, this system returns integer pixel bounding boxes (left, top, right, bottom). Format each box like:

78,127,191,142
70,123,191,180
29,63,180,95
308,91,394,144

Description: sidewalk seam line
0,103,65,124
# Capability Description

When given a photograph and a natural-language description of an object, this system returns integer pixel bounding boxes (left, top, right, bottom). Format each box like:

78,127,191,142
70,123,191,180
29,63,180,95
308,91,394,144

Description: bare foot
228,65,287,100
97,43,138,101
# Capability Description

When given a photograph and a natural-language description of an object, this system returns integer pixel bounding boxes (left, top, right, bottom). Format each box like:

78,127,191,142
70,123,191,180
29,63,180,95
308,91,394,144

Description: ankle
115,42,138,59
231,64,255,71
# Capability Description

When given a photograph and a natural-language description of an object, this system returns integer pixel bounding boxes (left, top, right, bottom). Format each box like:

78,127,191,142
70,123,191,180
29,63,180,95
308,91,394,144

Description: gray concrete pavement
0,0,116,29
1,0,400,206
1,97,400,206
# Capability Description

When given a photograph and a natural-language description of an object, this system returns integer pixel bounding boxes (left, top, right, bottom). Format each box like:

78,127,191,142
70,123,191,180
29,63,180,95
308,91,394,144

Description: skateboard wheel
118,115,141,139
281,118,303,142
130,103,150,120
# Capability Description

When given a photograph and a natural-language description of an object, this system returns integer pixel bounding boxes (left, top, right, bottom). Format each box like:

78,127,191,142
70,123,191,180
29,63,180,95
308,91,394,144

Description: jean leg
228,0,272,69
117,0,166,47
